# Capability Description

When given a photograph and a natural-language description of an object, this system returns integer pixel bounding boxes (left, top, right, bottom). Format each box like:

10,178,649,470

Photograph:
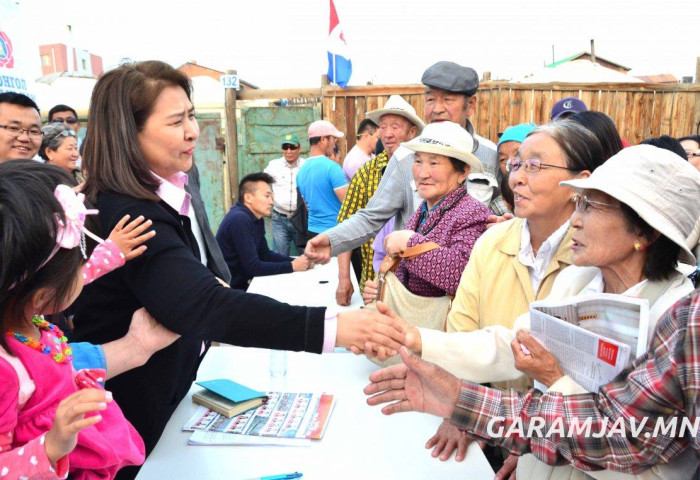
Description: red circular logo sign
0,31,15,69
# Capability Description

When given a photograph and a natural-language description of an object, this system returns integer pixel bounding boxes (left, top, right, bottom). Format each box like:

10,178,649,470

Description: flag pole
332,53,337,111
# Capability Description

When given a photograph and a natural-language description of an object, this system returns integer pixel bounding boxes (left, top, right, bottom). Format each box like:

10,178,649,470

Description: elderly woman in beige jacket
409,145,700,479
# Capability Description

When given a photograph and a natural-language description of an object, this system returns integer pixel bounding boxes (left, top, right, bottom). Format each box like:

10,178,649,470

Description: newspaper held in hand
528,293,649,392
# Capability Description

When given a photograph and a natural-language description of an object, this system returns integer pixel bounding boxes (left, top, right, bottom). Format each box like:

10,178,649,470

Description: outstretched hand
108,214,156,261
304,234,332,264
364,347,461,419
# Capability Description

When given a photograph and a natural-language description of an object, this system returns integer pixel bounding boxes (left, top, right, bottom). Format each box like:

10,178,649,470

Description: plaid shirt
336,151,389,292
451,289,700,474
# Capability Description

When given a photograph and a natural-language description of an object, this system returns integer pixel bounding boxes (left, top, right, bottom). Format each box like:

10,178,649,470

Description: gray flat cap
421,61,479,96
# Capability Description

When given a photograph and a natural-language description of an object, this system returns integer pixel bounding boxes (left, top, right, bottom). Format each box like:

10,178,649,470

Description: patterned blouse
395,186,490,297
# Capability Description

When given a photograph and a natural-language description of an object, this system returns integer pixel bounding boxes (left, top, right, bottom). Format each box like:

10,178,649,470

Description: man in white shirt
342,118,379,181
264,133,305,255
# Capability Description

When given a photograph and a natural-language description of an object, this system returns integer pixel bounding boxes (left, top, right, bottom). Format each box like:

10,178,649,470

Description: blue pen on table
247,473,302,480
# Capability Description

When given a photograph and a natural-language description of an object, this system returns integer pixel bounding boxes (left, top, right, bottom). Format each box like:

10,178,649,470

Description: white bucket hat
366,95,425,133
560,144,700,265
401,122,483,173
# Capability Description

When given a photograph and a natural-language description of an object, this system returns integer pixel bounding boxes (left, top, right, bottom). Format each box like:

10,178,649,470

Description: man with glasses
264,133,306,255
343,118,379,181
0,92,44,163
48,104,80,129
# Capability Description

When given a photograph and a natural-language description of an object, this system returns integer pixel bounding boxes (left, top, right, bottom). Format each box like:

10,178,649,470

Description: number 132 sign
220,74,239,90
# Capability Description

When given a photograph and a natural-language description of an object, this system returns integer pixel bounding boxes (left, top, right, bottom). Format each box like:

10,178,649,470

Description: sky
11,0,700,89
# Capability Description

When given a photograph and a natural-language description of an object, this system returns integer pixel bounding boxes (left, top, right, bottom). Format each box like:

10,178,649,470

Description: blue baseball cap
498,123,537,147
550,97,588,120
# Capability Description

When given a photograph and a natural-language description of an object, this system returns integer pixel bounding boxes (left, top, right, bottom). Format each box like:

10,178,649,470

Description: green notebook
192,379,268,418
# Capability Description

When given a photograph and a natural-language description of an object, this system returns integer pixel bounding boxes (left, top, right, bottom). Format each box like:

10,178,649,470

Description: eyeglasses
282,145,299,151
506,157,581,173
0,124,44,139
55,129,76,138
572,194,618,213
686,151,700,158
51,117,78,125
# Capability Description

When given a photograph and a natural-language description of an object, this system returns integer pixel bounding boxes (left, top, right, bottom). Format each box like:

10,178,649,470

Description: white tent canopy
517,60,643,84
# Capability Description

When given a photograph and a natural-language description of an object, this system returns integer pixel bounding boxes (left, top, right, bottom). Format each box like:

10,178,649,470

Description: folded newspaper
529,293,649,392
183,391,335,446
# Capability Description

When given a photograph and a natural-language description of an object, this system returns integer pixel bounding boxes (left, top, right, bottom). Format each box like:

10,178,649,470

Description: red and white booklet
529,293,649,392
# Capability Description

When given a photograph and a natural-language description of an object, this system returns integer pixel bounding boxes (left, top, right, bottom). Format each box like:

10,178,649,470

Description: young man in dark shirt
216,172,311,290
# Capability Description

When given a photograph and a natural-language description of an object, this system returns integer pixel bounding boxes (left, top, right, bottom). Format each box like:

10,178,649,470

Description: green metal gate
193,112,227,232
238,105,321,249
238,105,321,177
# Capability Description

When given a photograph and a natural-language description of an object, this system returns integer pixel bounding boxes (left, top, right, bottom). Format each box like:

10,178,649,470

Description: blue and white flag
327,0,351,88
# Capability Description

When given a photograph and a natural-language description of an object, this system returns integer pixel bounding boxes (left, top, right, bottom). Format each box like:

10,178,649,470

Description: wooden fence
313,82,700,150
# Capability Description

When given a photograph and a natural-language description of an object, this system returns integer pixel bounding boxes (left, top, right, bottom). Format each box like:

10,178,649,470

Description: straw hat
401,122,483,173
560,144,700,264
366,95,425,133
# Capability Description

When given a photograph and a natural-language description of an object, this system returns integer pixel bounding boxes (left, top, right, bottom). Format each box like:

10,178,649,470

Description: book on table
192,379,269,418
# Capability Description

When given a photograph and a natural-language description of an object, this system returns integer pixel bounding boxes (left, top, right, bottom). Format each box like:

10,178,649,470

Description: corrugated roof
546,52,631,71
634,74,678,83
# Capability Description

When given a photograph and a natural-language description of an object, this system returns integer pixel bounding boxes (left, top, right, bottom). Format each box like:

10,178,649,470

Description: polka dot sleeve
82,239,126,285
0,434,69,479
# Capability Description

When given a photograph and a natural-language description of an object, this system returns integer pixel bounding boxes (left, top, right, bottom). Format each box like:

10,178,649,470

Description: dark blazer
71,184,325,477
185,164,231,284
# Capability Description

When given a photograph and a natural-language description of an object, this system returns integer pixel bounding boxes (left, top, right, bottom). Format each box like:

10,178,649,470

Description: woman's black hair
619,203,680,281
678,134,700,145
640,136,687,160
531,112,623,174
567,111,624,164
448,157,467,174
0,160,97,352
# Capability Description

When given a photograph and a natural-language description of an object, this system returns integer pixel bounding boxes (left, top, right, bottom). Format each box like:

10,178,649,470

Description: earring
634,242,646,251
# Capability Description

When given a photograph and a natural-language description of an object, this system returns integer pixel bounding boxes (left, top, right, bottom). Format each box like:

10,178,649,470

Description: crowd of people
0,57,699,480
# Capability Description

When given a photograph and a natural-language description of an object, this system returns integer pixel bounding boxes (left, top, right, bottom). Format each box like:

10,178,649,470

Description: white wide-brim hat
400,121,483,173
366,95,425,133
560,144,700,265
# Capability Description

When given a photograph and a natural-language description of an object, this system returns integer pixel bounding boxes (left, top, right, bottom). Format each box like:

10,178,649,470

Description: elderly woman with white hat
367,145,700,480
509,144,700,480
362,121,490,301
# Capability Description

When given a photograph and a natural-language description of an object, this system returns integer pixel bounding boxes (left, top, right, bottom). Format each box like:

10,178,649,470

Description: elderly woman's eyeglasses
572,194,617,213
0,124,44,138
55,129,76,138
506,157,580,173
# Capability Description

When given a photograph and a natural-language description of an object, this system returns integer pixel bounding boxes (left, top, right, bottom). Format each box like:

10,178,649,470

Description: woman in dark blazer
71,61,405,479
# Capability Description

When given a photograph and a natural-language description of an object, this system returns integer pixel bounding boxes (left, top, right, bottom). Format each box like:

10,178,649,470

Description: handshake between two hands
335,302,421,361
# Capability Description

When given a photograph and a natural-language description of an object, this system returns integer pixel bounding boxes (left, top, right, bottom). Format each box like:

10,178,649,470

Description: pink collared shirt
151,171,207,267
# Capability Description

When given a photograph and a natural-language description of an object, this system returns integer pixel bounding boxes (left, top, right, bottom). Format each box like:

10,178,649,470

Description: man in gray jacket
305,61,499,263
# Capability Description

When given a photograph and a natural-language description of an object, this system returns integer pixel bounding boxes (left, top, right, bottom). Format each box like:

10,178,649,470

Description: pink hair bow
53,184,104,259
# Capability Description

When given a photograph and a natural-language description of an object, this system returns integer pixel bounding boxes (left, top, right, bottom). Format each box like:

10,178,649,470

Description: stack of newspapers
529,293,649,392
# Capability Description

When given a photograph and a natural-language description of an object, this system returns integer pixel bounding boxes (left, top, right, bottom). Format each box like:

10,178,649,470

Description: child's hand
44,389,112,464
108,215,155,261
